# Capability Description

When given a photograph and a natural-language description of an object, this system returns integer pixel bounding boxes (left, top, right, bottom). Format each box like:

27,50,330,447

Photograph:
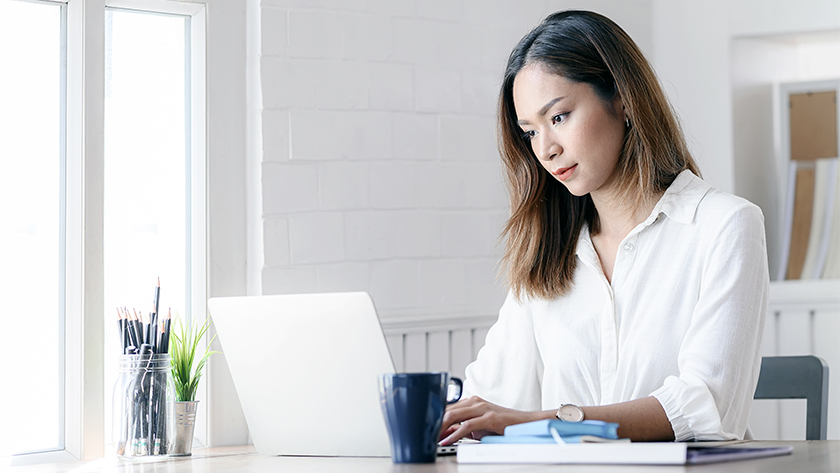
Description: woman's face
512,63,626,198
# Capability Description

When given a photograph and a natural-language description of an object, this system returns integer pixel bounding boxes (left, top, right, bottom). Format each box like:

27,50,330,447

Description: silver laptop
208,292,395,457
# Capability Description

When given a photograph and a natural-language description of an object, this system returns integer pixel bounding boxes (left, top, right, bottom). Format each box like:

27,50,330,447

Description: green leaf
169,313,221,401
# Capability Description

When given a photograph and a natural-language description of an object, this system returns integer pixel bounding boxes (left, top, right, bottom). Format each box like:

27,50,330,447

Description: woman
440,10,768,444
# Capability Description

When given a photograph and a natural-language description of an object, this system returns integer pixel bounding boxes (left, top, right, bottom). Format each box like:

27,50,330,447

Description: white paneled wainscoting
381,280,840,441
382,314,496,381
750,280,840,440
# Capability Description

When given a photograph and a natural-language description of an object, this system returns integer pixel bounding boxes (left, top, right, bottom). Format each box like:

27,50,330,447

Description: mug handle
447,377,463,404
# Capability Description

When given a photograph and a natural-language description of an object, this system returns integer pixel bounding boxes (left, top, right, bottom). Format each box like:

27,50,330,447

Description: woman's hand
438,396,550,445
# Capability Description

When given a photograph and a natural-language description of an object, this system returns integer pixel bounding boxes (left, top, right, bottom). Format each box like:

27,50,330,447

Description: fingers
440,421,474,445
439,396,480,444
443,396,493,426
439,396,510,445
440,396,484,437
439,396,543,445
439,424,458,442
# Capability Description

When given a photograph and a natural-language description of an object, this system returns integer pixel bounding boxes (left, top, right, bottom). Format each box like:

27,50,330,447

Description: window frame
6,0,206,465
101,0,209,450
0,0,74,461
64,0,102,462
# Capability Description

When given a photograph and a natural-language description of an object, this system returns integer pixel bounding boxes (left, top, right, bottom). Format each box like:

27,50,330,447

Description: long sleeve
463,292,543,411
650,201,769,441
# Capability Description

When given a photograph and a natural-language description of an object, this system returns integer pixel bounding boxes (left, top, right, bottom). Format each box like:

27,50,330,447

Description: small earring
625,117,630,128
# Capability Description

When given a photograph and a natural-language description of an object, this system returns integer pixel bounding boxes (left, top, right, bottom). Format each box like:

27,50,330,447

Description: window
0,0,65,457
0,0,206,463
102,4,206,448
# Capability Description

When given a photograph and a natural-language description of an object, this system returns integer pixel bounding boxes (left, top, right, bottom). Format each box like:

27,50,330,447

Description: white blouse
463,171,769,441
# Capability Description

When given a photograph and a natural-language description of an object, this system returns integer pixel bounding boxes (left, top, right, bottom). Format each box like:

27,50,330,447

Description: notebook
457,442,793,465
208,292,396,457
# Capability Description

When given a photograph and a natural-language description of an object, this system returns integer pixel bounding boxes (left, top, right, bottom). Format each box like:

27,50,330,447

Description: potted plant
169,315,219,456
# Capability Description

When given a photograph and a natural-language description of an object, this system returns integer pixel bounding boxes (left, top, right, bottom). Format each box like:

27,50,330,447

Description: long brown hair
499,10,700,300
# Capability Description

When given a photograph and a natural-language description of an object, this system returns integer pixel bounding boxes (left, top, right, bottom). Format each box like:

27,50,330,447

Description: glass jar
112,353,175,457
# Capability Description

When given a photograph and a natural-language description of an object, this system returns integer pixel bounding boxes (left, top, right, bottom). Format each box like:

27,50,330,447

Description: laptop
208,292,399,457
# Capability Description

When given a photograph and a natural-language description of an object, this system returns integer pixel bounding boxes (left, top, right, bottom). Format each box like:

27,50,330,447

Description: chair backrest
753,355,829,440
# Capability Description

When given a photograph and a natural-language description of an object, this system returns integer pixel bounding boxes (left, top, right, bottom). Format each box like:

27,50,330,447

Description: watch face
559,404,584,422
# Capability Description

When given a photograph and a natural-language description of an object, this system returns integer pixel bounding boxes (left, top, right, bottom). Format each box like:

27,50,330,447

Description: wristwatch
556,404,585,423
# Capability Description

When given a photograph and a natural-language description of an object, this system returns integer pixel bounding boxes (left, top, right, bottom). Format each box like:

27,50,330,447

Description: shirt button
624,243,634,252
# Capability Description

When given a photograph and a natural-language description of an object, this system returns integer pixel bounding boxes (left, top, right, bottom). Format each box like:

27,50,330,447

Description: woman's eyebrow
517,96,567,125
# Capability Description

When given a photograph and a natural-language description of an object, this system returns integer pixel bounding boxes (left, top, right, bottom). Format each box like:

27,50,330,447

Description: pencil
150,304,158,353
143,312,152,348
157,314,167,353
120,308,135,352
118,308,126,352
132,308,143,345
132,310,141,348
154,277,160,319
151,279,160,354
161,309,172,354
125,309,134,349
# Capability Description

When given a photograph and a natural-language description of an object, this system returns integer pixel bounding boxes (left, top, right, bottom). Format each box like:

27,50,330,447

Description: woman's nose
536,135,560,162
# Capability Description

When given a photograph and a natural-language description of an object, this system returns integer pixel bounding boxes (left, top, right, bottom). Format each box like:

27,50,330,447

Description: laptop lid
208,292,395,457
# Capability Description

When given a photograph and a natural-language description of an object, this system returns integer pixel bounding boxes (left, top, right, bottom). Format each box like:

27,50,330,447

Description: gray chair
753,355,829,440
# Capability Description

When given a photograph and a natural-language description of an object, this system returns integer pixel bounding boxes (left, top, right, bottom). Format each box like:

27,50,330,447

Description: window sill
3,445,257,470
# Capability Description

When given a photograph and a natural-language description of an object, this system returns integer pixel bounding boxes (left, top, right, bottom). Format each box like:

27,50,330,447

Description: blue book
481,434,590,444
504,419,619,439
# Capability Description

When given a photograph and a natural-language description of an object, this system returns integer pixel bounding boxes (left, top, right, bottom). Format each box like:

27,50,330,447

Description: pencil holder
112,354,176,457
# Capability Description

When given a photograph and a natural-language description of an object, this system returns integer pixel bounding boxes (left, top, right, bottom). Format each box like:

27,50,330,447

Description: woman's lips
553,164,577,181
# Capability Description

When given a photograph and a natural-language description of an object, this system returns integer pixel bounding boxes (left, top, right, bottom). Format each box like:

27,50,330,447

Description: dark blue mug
379,372,463,463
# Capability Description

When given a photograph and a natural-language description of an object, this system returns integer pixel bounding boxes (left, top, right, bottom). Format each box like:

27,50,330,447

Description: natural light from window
103,8,190,444
0,0,64,456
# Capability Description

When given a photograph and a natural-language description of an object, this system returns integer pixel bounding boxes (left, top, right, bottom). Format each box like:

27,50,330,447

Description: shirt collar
575,222,600,270
574,170,710,258
650,170,711,225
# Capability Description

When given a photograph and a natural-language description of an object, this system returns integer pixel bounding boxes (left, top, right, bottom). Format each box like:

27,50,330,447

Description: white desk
6,441,839,472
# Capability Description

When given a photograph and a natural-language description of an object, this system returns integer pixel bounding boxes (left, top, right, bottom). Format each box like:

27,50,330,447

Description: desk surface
6,441,839,472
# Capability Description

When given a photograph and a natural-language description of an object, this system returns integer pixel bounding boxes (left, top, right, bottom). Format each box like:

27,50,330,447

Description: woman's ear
614,97,627,124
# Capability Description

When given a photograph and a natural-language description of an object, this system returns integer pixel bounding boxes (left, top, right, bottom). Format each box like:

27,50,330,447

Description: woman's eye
552,113,569,125
521,130,537,142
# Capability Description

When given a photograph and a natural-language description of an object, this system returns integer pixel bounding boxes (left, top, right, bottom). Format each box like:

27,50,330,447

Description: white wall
651,0,840,194
204,0,250,448
254,0,652,321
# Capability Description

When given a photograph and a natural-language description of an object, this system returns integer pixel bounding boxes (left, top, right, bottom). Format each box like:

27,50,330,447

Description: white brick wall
257,0,653,324
288,11,342,58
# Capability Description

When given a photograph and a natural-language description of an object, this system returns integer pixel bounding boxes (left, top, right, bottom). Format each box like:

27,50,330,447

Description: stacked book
480,419,622,444
457,419,793,465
